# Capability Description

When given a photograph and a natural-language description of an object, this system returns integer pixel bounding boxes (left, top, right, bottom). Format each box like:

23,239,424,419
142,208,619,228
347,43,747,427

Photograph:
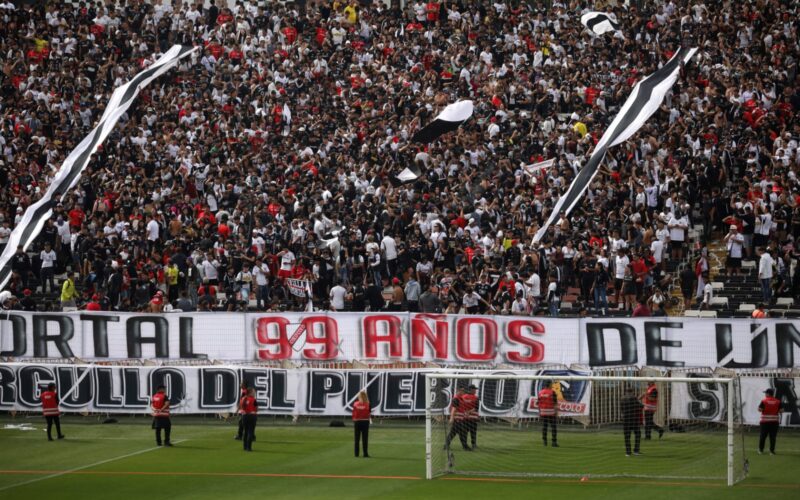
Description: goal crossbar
424,372,741,486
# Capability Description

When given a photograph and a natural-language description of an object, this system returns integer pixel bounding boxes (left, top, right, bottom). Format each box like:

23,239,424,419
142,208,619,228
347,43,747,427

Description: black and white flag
391,164,423,186
533,47,698,244
0,45,196,290
581,12,621,35
411,100,474,143
522,158,556,177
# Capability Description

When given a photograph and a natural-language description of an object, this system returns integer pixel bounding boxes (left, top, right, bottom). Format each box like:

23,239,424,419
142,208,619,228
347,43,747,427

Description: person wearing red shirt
461,385,479,449
235,382,250,441
41,383,65,441
151,385,172,446
445,387,470,450
538,380,558,447
426,1,439,24
758,388,783,455
352,391,371,457
240,387,258,451
631,297,651,317
641,381,664,439
85,294,102,311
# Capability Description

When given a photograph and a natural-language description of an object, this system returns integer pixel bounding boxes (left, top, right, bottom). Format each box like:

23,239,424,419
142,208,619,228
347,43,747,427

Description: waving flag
581,12,621,35
0,45,196,290
412,100,474,143
522,158,556,177
533,48,698,244
391,164,423,187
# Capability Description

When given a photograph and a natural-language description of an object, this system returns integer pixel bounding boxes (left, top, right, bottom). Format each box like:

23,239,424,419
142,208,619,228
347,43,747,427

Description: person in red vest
538,380,558,447
445,387,469,451
234,382,252,442
41,383,65,441
461,385,480,449
240,387,258,451
641,381,664,439
352,390,371,458
758,388,783,455
151,385,172,446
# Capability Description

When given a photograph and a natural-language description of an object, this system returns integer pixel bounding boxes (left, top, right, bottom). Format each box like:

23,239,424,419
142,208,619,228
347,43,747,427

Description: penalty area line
0,439,188,492
440,476,800,490
0,469,421,482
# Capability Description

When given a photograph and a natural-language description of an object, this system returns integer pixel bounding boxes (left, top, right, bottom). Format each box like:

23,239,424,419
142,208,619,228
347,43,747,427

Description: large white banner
669,375,800,427
1,312,798,368
0,363,589,417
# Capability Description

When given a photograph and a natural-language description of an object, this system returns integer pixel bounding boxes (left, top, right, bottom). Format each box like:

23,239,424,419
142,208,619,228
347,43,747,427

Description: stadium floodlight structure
424,372,747,486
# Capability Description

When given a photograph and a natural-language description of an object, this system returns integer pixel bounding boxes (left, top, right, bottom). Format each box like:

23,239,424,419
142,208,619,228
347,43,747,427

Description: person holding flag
41,383,65,441
538,380,558,447
151,385,172,447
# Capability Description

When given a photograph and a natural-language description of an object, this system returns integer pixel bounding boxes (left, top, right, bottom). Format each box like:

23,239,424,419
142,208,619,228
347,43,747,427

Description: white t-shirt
463,292,480,308
40,249,57,269
146,219,160,241
614,255,630,279
668,216,687,242
727,233,744,258
650,240,665,263
330,285,347,310
381,236,398,260
759,253,774,280
280,251,295,271
253,263,270,285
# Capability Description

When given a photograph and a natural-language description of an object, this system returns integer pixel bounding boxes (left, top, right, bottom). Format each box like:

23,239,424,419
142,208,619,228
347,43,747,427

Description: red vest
151,392,170,417
241,396,257,414
41,390,60,416
643,385,658,413
760,396,781,423
352,401,370,421
238,388,247,415
451,394,467,421
460,393,479,421
538,388,556,416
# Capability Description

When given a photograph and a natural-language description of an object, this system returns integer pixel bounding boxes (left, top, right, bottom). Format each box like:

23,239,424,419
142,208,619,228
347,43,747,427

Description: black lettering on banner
56,366,93,408
715,323,768,368
200,368,237,409
481,373,519,414
428,376,452,411
644,321,685,367
123,368,149,408
94,367,123,408
0,314,26,356
126,316,169,358
270,370,294,411
413,372,427,412
180,317,207,359
0,365,16,406
345,372,382,411
382,372,414,413
79,314,119,358
307,371,344,412
150,368,186,406
687,374,723,420
240,369,269,407
32,315,75,358
776,323,800,368
585,322,637,366
772,378,800,426
18,365,55,407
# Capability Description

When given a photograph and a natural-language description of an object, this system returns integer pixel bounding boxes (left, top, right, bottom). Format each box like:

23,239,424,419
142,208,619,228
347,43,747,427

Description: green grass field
0,416,798,500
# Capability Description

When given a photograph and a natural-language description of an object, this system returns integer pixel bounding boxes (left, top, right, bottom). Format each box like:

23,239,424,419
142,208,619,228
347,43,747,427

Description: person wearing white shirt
146,216,160,247
39,242,57,294
329,282,348,311
381,233,398,276
667,210,688,260
758,247,774,303
511,295,528,315
613,249,630,308
724,225,744,275
650,238,665,280
201,253,220,284
253,259,271,310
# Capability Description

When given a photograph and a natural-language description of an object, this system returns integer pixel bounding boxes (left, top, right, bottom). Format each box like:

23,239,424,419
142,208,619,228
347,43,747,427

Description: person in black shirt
11,246,32,289
621,387,643,456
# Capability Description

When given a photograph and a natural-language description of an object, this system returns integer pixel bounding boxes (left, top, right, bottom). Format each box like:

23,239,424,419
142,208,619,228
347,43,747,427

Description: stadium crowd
0,0,799,316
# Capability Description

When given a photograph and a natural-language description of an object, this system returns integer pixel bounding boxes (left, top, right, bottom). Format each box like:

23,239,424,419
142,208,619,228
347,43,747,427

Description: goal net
424,372,748,486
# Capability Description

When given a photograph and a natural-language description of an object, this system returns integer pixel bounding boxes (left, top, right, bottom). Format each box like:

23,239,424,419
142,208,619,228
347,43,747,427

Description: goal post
424,372,748,486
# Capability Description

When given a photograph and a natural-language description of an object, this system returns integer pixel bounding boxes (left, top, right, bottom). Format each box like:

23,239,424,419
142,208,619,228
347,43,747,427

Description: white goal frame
424,372,739,486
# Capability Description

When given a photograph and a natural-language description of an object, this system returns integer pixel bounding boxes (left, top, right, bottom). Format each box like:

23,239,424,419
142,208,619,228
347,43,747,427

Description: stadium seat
710,297,728,308
738,303,755,312
710,282,724,291
775,297,795,307
698,310,718,318
683,310,700,317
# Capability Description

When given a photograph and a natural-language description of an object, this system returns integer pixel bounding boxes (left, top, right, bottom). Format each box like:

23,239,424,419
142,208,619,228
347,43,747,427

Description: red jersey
41,390,60,416
241,395,257,414
537,388,557,416
460,393,479,421
238,388,247,415
151,392,170,417
85,301,102,311
352,401,370,421
643,385,658,413
759,396,781,424
450,394,467,421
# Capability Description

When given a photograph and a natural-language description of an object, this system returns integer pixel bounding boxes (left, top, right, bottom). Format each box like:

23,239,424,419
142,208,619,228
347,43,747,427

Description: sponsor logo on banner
527,370,591,415
1,312,800,369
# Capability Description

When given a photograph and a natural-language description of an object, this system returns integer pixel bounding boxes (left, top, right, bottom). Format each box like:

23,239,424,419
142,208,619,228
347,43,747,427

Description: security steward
235,382,248,441
461,385,480,449
621,387,643,456
41,383,65,441
151,385,172,446
758,388,783,455
352,391,371,458
641,381,664,439
445,387,470,451
538,380,558,447
241,387,258,452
